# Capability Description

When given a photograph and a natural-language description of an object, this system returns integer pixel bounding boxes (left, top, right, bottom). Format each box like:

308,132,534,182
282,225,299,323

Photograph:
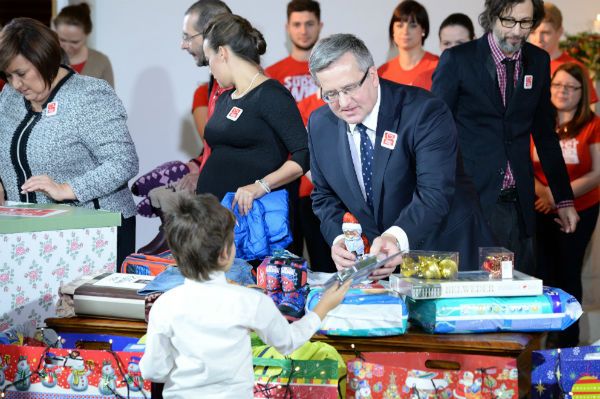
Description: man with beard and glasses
178,0,232,192
137,0,232,255
266,0,336,272
431,0,579,274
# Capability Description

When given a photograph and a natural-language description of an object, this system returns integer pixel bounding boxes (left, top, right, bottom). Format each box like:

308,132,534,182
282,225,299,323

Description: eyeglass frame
321,69,370,104
497,16,536,29
182,31,203,46
550,82,583,92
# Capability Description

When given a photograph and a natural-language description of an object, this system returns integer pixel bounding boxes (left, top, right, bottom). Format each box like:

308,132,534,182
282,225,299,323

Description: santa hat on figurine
342,212,362,233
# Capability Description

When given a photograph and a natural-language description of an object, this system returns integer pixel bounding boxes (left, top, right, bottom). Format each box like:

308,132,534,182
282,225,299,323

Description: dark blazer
431,35,573,236
307,79,495,270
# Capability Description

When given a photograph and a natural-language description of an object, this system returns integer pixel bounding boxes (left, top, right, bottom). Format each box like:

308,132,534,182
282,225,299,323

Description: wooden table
45,317,543,398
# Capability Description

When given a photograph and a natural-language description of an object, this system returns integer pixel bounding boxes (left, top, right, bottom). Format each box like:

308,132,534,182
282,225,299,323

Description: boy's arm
140,307,175,382
253,295,321,356
253,280,350,355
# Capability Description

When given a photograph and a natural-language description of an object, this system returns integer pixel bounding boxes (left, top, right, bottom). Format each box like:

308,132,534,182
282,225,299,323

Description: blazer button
504,140,512,145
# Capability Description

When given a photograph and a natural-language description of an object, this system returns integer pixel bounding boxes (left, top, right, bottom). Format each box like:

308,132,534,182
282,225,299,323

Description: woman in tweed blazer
0,18,138,267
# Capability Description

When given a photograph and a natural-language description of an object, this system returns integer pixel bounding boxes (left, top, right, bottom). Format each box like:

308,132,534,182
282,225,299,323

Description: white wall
86,0,600,248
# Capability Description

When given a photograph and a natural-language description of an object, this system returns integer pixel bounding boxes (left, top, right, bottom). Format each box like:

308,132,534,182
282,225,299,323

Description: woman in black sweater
198,14,309,216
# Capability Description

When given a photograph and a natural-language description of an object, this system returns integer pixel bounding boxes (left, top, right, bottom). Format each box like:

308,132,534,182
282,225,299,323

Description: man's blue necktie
357,123,374,209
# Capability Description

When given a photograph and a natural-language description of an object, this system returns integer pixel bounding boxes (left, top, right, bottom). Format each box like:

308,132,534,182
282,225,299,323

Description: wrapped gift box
0,203,120,330
531,345,600,399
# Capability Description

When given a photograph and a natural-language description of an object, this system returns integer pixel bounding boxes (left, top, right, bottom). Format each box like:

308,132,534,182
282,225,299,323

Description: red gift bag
347,352,518,399
0,344,150,398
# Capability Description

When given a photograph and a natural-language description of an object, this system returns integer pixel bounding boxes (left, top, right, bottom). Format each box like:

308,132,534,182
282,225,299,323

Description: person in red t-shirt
136,0,232,254
174,2,232,193
265,0,334,271
378,1,438,89
265,0,322,103
532,63,600,348
414,13,475,91
529,2,598,104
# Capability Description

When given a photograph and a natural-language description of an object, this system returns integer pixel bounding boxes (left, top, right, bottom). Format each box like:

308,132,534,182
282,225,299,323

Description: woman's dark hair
552,63,593,140
479,0,544,33
388,0,430,46
164,193,236,282
53,3,93,35
0,18,62,89
203,13,266,65
439,13,475,40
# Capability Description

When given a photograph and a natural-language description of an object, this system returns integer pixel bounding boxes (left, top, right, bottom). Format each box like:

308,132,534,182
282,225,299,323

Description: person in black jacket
431,0,579,273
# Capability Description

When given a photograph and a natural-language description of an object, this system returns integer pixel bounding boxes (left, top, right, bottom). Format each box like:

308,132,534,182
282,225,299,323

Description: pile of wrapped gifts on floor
1,226,598,398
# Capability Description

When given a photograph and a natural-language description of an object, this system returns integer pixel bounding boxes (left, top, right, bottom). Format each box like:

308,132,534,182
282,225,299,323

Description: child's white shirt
139,271,321,399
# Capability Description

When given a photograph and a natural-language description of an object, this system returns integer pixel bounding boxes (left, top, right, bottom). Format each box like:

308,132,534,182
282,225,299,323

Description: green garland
560,32,600,78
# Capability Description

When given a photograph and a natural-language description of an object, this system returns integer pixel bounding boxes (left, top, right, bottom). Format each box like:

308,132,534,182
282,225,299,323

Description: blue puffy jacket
221,190,292,260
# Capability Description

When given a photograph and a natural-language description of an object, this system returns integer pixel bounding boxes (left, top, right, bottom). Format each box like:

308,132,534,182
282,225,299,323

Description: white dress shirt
332,85,409,253
140,272,321,399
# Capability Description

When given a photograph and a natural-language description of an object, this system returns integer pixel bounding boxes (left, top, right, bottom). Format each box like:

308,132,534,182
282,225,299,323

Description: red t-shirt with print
265,56,318,102
532,115,600,211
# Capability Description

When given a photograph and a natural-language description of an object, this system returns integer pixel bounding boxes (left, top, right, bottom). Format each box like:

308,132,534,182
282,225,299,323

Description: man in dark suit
307,33,495,278
431,0,579,273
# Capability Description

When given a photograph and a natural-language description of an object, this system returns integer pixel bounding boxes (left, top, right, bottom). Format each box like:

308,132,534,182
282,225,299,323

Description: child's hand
312,279,352,321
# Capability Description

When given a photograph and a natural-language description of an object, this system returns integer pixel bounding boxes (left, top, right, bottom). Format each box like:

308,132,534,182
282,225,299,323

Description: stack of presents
0,211,598,399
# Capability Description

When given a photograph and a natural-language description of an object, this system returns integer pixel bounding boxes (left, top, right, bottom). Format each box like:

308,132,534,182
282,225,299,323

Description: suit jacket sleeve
307,114,345,246
431,50,460,113
392,96,458,245
530,55,574,203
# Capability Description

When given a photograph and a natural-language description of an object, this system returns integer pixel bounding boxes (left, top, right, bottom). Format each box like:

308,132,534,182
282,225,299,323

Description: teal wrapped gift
306,285,407,336
408,287,582,333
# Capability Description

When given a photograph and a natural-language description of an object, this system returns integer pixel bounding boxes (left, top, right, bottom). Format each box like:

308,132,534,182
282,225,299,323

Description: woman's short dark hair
164,193,236,282
53,2,93,34
553,63,593,140
203,13,266,65
0,18,62,89
388,0,430,45
439,13,475,40
479,0,545,33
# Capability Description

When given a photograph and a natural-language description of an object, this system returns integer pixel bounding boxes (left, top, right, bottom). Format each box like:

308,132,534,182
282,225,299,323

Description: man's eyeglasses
321,70,370,103
182,32,202,45
551,83,582,92
498,17,535,29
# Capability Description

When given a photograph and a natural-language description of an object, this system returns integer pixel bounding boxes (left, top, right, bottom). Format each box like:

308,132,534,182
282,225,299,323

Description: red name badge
381,131,398,150
524,75,533,90
227,106,243,121
46,101,58,116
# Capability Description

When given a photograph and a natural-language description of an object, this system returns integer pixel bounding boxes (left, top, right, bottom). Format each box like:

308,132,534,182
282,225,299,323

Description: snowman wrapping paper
0,345,149,397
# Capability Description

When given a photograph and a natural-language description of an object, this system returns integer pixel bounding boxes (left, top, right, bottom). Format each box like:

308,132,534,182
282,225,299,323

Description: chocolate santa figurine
342,212,370,259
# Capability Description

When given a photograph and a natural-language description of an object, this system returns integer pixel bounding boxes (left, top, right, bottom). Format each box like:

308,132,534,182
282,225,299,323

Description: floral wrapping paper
0,227,117,332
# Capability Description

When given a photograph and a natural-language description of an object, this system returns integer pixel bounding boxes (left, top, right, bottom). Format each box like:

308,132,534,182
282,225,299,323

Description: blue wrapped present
531,345,600,399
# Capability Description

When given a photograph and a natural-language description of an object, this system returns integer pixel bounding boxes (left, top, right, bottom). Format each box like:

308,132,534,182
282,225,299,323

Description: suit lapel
477,36,505,114
337,118,373,217
372,82,398,219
